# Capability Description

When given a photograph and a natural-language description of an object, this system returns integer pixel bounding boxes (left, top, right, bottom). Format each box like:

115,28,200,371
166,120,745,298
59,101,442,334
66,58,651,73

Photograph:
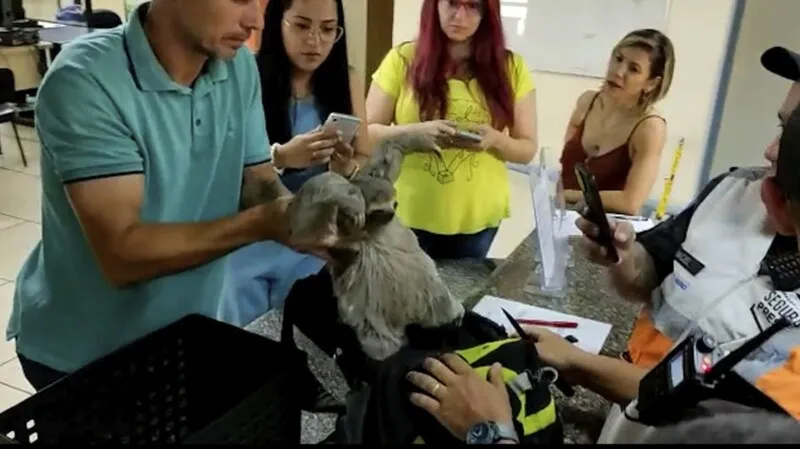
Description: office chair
56,6,122,29
0,68,28,167
86,9,122,29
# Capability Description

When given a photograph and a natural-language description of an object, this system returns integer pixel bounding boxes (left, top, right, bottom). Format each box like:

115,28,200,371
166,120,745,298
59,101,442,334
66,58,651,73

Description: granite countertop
246,233,640,444
466,235,641,444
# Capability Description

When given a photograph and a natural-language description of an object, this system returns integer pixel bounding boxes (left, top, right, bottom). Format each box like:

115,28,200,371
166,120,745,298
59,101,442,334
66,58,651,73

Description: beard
761,176,796,236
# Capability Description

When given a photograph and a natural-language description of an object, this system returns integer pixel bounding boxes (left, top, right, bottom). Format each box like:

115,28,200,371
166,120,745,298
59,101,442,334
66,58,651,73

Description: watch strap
494,422,520,443
466,421,519,444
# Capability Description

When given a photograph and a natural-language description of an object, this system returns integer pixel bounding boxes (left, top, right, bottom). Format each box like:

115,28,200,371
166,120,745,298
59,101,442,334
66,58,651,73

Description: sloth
285,134,465,361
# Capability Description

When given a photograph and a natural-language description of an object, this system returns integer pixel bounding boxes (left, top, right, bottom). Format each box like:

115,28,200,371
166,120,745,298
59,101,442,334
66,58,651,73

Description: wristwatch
465,421,519,444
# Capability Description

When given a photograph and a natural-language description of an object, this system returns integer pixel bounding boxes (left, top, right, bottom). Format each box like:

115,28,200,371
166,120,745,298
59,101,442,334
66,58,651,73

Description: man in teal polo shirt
6,0,318,390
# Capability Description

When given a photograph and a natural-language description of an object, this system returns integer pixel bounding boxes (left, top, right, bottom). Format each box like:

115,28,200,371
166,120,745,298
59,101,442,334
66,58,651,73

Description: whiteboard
500,0,669,78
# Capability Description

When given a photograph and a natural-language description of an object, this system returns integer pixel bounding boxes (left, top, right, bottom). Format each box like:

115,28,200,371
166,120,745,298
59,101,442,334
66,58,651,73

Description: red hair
408,0,515,130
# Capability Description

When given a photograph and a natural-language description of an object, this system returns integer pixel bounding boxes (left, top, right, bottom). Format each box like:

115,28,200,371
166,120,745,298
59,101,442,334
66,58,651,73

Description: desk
0,20,91,92
0,44,44,90
245,232,638,443
36,20,91,45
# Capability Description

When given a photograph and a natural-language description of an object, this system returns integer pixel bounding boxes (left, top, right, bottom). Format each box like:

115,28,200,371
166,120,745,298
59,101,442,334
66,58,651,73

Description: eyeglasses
282,19,344,44
440,0,484,16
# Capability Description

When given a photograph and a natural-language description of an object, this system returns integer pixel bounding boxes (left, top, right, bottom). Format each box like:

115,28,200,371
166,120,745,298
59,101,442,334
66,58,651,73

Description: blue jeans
220,166,329,328
412,227,499,260
281,165,327,193
220,242,326,327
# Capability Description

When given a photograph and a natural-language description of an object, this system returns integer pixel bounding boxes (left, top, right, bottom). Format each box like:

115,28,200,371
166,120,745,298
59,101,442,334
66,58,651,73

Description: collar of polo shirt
123,2,229,93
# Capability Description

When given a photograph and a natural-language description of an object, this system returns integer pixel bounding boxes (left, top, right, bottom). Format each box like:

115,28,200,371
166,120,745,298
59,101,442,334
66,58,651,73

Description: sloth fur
286,134,465,360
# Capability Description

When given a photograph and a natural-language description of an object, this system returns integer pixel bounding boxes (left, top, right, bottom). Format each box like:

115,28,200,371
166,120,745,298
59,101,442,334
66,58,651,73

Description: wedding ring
535,367,559,386
432,383,441,395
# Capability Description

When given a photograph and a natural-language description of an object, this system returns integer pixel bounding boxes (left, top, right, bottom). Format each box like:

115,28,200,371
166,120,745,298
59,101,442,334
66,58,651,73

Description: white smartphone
324,112,361,145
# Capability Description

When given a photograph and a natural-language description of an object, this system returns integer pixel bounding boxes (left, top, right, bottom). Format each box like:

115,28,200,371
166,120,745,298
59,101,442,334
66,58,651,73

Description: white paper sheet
472,295,613,355
558,210,656,238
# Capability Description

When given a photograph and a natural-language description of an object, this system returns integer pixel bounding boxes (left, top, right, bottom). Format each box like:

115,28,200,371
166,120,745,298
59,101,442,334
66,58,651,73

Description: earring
639,90,651,105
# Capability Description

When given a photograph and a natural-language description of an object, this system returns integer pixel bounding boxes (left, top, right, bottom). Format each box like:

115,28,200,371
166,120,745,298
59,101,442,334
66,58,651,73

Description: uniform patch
675,248,705,276
750,291,800,331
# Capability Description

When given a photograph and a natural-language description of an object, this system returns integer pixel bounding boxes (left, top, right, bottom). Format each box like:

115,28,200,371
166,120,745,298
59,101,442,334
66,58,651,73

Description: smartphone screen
574,163,619,263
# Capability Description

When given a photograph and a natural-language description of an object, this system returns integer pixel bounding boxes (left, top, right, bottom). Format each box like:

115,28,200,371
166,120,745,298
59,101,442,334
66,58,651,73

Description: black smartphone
574,162,619,263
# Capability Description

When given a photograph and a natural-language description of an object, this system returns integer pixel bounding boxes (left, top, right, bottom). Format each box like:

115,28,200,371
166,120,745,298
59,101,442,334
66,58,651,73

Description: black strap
280,303,296,348
279,271,333,350
279,270,345,354
580,92,602,126
627,114,666,144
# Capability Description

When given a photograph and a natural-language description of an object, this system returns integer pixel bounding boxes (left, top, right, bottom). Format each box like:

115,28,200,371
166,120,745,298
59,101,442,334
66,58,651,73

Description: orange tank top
560,93,663,192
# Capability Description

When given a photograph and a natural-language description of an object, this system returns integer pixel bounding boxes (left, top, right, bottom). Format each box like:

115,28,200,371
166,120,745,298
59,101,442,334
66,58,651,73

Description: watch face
466,422,496,444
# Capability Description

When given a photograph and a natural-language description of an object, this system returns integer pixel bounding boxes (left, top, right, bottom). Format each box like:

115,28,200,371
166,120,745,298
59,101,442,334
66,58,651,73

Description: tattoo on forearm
240,175,291,210
612,243,658,303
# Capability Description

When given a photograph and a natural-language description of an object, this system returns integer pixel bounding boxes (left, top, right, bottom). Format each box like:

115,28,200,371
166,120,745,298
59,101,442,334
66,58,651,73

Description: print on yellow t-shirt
371,43,535,235
425,95,492,186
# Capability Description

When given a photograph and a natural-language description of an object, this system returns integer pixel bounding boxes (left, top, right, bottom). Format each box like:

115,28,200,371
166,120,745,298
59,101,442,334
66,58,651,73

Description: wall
245,0,268,52
391,0,737,208
363,0,394,93
343,0,367,96
22,0,66,20
86,0,127,17
709,0,800,179
23,0,131,21
24,0,366,74
345,0,395,96
235,0,370,96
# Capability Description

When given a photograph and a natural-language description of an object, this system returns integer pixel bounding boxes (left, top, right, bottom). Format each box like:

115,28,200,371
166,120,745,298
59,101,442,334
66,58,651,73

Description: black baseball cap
766,46,800,199
761,46,800,81
776,103,800,200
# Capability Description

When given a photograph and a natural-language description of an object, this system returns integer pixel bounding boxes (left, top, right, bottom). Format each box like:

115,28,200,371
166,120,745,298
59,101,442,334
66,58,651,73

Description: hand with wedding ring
406,353,514,441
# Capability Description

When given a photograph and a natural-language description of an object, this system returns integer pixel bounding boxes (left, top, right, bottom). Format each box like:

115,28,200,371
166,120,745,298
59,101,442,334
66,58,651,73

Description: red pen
515,318,579,329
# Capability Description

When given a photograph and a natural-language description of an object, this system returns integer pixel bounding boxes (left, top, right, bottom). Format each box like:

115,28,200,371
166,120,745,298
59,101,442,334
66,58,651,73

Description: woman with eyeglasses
220,0,369,328
260,0,370,189
366,0,539,260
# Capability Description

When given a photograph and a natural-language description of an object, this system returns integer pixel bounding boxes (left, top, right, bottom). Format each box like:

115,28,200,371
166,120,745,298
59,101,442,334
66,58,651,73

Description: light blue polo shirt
6,4,270,373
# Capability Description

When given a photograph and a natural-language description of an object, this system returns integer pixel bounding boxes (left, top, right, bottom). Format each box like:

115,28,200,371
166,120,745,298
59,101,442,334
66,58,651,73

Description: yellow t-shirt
371,43,535,235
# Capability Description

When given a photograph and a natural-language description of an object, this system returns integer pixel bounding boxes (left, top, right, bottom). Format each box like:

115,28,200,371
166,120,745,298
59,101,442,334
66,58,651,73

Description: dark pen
502,308,575,397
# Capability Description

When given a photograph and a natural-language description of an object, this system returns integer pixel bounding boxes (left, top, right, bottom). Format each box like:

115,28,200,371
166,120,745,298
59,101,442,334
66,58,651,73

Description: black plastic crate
0,314,303,444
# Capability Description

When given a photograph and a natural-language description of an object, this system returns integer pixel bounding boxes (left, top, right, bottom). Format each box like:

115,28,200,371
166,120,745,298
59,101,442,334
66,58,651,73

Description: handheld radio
635,316,791,426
